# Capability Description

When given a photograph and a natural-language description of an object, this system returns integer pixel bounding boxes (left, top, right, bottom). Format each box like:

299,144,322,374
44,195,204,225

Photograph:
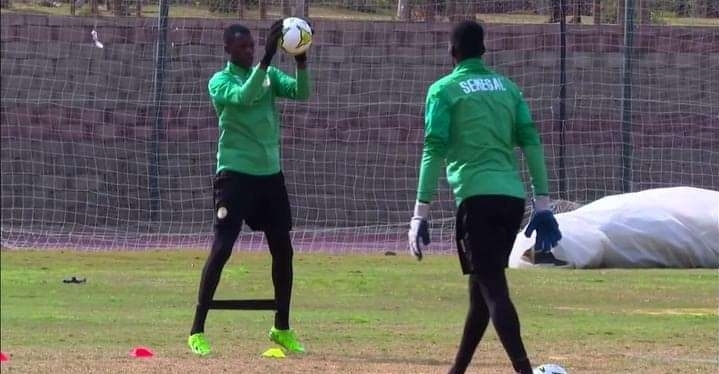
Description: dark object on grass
62,276,86,284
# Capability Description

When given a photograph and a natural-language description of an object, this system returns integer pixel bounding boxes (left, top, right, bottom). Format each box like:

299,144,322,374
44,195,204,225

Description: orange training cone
130,346,154,358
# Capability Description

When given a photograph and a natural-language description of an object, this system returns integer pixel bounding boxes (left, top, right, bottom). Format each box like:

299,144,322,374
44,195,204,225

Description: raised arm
269,67,310,101
208,69,268,106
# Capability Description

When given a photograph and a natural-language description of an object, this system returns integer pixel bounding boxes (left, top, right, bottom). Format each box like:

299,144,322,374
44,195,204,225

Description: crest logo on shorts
217,206,228,219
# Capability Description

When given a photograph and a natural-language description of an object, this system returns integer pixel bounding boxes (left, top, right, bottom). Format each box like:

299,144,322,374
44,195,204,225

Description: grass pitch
1,250,717,373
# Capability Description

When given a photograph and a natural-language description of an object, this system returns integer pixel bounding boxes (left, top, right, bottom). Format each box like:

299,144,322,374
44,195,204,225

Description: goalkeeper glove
523,195,562,252
408,201,430,261
261,19,283,66
294,52,307,64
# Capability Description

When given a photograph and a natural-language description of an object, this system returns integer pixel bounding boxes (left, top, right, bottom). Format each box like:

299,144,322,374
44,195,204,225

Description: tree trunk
698,0,719,16
259,0,266,19
447,0,457,20
397,0,409,20
550,0,561,22
237,0,244,18
593,0,601,24
675,0,689,16
423,2,435,22
574,0,582,23
710,0,719,16
638,0,651,24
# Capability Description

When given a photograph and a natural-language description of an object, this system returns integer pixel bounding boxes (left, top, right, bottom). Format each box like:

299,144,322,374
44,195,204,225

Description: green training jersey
208,61,310,175
416,58,549,206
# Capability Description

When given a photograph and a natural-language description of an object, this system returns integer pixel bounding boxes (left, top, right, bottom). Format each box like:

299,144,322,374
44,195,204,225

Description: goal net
1,0,717,252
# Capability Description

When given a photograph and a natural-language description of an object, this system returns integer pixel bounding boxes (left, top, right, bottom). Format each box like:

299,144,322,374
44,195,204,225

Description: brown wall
1,15,718,246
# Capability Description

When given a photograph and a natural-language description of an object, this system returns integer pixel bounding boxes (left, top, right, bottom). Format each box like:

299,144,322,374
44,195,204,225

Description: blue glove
408,201,430,261
524,210,562,252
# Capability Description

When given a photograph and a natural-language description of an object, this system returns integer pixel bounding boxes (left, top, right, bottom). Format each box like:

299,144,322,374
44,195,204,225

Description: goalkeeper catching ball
187,21,311,356
407,20,562,374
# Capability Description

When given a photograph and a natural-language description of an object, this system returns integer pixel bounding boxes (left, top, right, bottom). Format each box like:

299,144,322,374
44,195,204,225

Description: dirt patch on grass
2,348,717,374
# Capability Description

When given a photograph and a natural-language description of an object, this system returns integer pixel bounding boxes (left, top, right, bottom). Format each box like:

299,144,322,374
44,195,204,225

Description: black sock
512,358,533,374
190,304,209,336
475,271,532,372
190,226,239,335
266,230,293,330
449,276,490,374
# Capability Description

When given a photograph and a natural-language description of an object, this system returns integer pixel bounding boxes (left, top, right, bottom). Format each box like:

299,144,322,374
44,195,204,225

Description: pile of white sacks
510,187,719,269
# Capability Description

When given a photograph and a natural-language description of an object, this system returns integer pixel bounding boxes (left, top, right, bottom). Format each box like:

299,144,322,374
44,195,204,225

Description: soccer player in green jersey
187,21,311,356
407,21,562,374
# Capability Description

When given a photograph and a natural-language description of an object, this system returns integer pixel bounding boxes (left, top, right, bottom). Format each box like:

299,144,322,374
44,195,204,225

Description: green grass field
0,250,717,373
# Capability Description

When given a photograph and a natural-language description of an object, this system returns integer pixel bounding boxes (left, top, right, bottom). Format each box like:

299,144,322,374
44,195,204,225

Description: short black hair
223,24,251,44
451,20,486,59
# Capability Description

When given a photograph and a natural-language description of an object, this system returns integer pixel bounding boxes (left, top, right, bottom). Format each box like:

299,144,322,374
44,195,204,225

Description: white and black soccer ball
280,17,313,56
533,363,568,374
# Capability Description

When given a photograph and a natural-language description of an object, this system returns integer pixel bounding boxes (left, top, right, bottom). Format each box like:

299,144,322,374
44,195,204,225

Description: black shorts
455,195,526,275
213,170,292,233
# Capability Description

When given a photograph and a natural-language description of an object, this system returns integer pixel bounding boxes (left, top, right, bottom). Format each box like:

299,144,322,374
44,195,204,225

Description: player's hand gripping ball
280,17,313,56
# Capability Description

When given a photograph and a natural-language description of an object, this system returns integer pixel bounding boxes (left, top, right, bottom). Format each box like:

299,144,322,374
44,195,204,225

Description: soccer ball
280,17,313,56
533,364,568,374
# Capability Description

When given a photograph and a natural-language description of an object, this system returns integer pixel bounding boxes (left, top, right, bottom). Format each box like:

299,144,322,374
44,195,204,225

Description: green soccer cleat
188,332,212,357
269,327,305,353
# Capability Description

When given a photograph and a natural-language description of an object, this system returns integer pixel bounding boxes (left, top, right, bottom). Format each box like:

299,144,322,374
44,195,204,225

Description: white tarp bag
509,187,719,269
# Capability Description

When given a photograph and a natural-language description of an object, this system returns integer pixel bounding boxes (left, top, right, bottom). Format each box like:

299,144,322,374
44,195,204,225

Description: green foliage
2,0,716,20
649,9,670,24
205,0,237,13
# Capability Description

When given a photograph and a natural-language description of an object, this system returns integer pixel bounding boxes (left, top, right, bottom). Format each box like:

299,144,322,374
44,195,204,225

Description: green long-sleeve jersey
208,61,310,175
416,58,549,206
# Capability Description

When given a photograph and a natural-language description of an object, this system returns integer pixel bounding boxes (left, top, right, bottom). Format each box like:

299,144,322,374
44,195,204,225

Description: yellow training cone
261,347,286,358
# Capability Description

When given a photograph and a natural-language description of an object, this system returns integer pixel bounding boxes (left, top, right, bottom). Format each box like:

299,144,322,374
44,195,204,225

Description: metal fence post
621,0,635,192
558,0,568,199
150,0,170,221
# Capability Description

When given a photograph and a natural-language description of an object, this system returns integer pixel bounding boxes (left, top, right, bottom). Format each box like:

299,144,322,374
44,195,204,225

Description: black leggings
448,270,532,374
190,227,294,334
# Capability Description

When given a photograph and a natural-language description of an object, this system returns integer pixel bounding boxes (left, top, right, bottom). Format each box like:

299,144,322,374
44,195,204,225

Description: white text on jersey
459,78,506,94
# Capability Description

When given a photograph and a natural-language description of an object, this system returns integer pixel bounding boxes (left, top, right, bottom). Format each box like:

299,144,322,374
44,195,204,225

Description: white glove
408,201,430,261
